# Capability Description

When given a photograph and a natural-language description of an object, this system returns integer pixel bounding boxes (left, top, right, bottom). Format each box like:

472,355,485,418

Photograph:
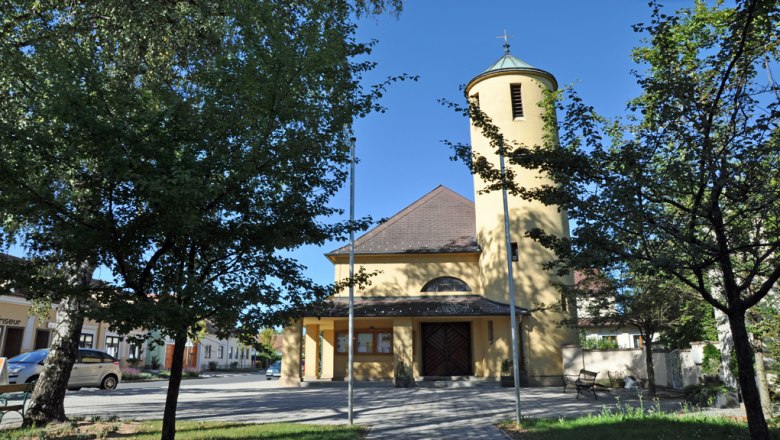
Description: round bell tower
466,41,576,385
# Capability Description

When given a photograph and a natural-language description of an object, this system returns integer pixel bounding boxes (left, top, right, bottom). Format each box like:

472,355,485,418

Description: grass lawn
499,413,780,439
0,420,366,440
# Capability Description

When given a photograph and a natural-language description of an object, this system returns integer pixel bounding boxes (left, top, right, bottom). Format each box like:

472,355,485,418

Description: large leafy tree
452,0,779,438
0,0,403,437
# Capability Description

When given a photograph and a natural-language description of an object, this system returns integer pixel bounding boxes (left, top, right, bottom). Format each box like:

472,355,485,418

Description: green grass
0,420,366,440
499,408,780,440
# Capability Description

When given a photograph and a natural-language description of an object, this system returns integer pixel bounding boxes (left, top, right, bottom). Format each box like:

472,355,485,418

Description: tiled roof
307,295,528,318
328,185,478,256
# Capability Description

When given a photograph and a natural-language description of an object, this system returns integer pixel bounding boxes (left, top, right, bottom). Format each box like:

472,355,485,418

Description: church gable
328,185,478,257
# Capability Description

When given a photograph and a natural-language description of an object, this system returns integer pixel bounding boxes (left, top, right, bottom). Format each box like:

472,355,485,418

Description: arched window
421,277,471,293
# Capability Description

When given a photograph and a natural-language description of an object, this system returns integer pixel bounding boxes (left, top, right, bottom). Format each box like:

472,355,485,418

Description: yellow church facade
280,47,577,387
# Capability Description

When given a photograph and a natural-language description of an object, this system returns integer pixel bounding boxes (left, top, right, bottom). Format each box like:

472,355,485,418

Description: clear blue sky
294,0,683,286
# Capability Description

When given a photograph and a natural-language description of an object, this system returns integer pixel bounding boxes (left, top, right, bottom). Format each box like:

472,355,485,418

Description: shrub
183,368,200,378
683,378,732,407
501,359,512,376
701,343,722,377
121,367,153,381
230,361,238,369
208,361,218,371
150,355,161,370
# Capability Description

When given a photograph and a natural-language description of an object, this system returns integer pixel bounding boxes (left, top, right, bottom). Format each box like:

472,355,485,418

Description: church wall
331,253,481,297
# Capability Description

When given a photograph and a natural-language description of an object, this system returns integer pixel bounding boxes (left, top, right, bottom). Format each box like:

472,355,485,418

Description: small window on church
510,84,523,119
421,277,471,292
510,242,518,262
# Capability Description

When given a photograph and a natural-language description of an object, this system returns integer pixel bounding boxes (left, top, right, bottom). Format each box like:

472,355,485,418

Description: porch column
393,317,413,378
320,321,335,380
304,323,320,380
280,319,302,387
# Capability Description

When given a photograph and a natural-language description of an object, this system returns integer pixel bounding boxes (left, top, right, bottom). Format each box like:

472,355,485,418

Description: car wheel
26,375,39,384
100,374,118,390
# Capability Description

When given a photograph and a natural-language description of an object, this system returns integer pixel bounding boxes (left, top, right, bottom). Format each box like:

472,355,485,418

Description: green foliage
579,335,619,350
0,0,410,432
701,343,722,377
207,361,218,372
0,420,367,440
501,359,512,375
497,409,771,440
683,380,733,408
150,356,161,370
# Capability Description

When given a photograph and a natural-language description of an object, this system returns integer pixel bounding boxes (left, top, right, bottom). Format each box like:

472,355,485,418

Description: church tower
466,40,577,385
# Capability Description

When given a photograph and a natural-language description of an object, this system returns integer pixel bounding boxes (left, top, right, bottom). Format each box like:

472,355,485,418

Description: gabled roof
327,185,478,258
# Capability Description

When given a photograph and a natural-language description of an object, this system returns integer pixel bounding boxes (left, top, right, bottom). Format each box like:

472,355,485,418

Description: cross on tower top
497,30,512,55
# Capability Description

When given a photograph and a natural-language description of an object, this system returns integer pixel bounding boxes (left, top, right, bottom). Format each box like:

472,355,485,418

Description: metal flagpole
347,135,356,425
498,137,522,424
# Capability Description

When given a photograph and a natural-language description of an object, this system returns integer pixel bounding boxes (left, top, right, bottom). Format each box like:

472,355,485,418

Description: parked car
266,360,281,380
7,348,122,390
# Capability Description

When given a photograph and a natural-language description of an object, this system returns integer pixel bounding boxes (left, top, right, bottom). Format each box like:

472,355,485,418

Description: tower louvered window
510,84,524,119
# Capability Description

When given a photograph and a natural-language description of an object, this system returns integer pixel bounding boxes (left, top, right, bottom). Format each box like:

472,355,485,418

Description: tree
0,0,405,437
575,267,711,396
452,1,779,437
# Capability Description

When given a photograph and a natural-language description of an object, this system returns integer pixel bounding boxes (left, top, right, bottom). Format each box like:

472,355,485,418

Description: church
280,45,577,386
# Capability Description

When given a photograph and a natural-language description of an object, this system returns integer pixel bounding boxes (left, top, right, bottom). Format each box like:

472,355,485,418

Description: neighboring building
0,291,146,366
280,45,578,386
573,271,660,350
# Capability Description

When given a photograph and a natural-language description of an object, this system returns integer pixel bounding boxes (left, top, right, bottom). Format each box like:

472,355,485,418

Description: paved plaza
1,374,692,439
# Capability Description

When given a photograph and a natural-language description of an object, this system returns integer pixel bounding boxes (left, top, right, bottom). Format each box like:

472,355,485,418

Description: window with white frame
105,336,120,357
218,345,224,359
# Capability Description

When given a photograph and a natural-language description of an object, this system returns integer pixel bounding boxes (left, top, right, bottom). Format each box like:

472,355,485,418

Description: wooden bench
0,382,35,423
569,369,599,400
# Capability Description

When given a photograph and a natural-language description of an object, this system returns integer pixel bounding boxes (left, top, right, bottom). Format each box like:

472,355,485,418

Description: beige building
280,46,577,386
0,291,145,364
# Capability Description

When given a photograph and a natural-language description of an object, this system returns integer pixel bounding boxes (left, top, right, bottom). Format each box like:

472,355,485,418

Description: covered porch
279,295,528,385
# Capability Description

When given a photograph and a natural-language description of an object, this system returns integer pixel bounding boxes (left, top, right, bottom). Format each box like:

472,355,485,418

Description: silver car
7,348,122,390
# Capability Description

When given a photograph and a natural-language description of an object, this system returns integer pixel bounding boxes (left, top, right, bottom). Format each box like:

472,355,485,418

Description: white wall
562,345,701,388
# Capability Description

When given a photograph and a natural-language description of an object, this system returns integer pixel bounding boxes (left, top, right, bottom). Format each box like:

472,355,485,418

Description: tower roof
484,53,536,72
466,45,558,92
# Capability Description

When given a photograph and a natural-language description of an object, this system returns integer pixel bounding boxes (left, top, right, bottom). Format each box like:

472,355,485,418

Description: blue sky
295,0,678,286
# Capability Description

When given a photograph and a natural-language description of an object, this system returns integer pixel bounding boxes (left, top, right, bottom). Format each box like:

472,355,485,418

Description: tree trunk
728,311,770,440
23,260,94,427
643,337,657,396
23,296,85,427
753,338,773,418
161,333,187,440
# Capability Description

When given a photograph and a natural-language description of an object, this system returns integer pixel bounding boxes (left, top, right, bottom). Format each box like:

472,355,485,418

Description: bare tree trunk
23,261,94,427
729,311,770,440
161,333,187,440
643,337,657,396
